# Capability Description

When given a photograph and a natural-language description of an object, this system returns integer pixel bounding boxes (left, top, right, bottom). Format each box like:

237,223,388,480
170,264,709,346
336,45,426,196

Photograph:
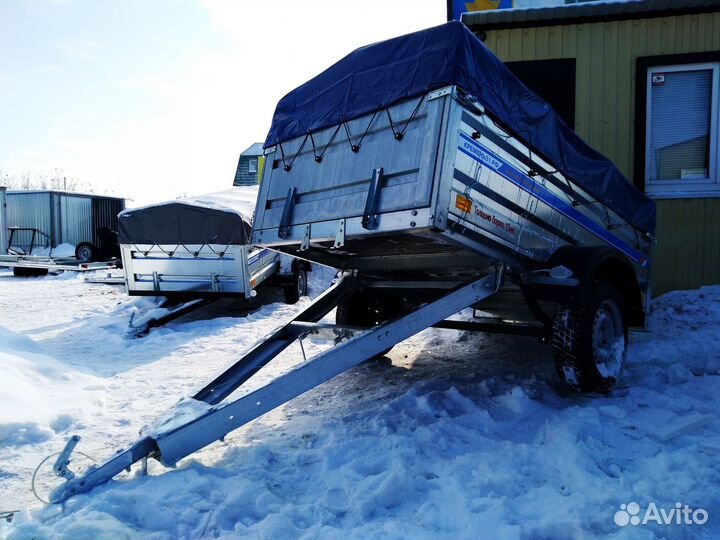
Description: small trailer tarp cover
118,186,258,245
264,21,656,234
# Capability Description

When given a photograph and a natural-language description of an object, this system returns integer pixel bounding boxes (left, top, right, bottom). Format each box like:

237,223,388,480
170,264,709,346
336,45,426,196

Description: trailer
118,187,310,333
0,226,122,276
0,253,120,276
48,22,655,504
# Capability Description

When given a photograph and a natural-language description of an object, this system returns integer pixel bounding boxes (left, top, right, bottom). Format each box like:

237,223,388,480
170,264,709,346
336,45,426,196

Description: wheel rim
592,299,626,379
77,246,92,261
297,272,306,297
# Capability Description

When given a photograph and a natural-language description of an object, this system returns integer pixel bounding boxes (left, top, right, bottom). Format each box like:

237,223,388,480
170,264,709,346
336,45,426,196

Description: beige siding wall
483,13,720,294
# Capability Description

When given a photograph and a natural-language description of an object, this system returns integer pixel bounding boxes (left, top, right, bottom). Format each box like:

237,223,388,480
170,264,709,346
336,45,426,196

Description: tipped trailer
118,187,310,334
48,22,655,503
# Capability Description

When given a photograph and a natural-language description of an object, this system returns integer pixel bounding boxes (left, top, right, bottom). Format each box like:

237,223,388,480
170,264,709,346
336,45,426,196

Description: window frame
644,62,720,198
248,158,258,174
632,50,720,199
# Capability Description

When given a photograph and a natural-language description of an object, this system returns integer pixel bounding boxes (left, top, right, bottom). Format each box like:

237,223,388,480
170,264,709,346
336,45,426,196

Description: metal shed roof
461,0,720,31
240,143,264,157
6,189,124,201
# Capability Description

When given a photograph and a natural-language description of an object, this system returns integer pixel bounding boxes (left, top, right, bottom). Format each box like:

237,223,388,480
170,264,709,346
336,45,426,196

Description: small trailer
0,227,121,276
49,22,656,503
118,187,310,333
0,253,121,276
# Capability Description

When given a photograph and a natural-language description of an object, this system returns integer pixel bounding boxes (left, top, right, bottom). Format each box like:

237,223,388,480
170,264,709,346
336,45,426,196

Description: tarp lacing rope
132,242,231,258
278,94,426,170
384,94,425,141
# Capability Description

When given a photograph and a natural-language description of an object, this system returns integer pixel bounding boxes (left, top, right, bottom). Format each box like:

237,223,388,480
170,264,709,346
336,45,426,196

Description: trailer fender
290,258,312,274
278,254,311,275
545,246,645,327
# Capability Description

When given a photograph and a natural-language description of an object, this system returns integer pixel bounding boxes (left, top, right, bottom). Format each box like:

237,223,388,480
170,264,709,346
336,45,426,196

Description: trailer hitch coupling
54,435,81,480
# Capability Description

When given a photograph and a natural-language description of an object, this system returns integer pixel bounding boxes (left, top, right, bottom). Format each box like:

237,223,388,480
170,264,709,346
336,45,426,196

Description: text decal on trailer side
47,22,655,503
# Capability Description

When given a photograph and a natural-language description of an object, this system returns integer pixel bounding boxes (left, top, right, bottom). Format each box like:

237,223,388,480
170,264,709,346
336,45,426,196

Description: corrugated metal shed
6,191,54,251
465,2,720,294
3,190,125,252
0,187,7,255
233,143,265,186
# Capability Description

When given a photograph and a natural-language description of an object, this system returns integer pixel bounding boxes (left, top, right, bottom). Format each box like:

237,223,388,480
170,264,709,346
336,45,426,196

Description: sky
0,0,449,205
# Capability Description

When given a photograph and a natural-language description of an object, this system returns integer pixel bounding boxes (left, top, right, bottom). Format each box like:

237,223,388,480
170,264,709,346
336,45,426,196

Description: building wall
58,194,93,247
5,192,53,251
482,12,720,294
233,155,264,186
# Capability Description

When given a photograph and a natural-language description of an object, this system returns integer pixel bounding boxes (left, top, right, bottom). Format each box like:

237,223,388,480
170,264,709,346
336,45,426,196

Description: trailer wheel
336,291,406,357
283,269,307,304
552,282,627,394
75,242,98,262
336,291,404,327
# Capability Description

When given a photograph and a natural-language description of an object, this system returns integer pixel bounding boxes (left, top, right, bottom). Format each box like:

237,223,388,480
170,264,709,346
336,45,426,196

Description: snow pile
121,186,259,222
0,278,718,539
49,244,76,258
0,326,105,446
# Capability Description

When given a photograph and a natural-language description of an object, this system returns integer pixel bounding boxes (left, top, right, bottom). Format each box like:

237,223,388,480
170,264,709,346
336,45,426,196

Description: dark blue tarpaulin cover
265,21,656,234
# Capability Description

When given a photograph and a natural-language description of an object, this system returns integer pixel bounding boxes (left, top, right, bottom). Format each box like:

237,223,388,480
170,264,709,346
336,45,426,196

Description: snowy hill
0,269,718,539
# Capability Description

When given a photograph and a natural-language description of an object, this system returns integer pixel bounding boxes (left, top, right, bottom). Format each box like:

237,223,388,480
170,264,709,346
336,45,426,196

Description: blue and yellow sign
447,0,514,21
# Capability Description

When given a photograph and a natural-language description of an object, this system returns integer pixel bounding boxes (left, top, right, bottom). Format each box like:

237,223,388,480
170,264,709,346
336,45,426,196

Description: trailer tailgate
255,96,445,239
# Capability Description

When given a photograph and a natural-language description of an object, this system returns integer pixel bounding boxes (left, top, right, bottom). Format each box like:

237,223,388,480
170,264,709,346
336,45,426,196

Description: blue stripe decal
247,249,270,266
457,132,647,267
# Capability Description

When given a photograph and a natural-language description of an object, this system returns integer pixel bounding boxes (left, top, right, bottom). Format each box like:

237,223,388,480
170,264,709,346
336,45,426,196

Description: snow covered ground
0,268,718,539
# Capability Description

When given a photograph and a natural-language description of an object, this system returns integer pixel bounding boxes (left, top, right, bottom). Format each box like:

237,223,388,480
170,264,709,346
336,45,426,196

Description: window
645,63,719,197
248,158,258,174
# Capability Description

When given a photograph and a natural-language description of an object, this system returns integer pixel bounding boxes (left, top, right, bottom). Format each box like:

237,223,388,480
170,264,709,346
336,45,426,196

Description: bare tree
0,168,93,193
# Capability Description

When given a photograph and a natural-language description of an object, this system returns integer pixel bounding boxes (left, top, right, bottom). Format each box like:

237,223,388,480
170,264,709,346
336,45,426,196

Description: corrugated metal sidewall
0,188,7,254
91,198,125,244
58,194,93,247
234,156,261,186
482,12,720,294
6,192,53,250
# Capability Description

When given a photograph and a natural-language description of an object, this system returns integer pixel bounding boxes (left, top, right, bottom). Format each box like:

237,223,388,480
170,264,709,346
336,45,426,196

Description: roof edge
462,0,720,32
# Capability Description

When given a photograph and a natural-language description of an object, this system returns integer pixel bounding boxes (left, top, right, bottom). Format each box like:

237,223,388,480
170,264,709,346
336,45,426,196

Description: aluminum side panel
122,245,276,296
254,96,446,243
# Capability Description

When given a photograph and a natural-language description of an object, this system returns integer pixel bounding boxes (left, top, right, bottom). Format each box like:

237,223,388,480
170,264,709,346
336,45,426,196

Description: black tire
13,267,49,277
75,242,98,262
552,282,628,394
283,269,307,304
